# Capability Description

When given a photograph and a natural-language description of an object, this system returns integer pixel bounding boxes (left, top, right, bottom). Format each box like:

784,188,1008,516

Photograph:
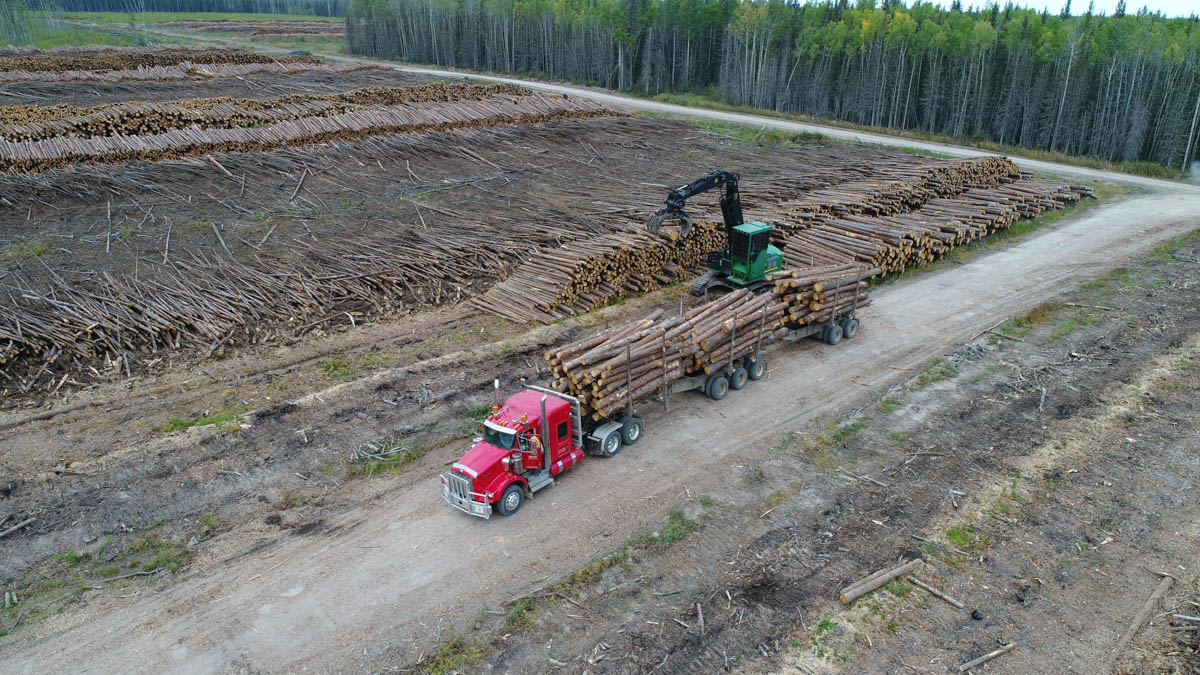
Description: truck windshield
483,425,516,450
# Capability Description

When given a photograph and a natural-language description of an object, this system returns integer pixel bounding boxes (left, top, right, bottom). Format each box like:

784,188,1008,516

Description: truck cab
441,386,586,518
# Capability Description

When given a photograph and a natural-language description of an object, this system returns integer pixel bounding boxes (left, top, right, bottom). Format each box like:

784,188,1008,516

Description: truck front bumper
440,474,492,519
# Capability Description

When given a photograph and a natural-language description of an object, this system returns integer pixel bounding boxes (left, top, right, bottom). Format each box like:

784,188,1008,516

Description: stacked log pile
156,19,346,36
470,221,723,323
0,94,617,174
0,46,317,73
478,155,1089,325
545,290,789,419
0,59,383,84
780,177,1093,273
0,83,532,142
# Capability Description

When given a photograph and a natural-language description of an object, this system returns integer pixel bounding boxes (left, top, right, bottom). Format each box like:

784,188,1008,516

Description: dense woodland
347,0,1200,169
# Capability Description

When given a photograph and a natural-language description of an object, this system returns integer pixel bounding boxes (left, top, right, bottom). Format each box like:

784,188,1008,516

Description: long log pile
0,94,617,174
476,154,1091,324
470,221,724,323
0,59,383,84
545,289,791,419
0,83,532,142
779,177,1093,273
0,46,317,74
157,20,346,36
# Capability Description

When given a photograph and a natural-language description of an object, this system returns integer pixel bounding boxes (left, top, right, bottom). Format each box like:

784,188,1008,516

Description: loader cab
724,221,782,285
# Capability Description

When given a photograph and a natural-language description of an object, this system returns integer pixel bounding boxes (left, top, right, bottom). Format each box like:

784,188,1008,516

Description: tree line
347,0,1200,170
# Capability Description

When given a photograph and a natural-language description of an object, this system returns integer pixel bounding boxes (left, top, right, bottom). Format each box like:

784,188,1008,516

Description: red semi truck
439,305,862,518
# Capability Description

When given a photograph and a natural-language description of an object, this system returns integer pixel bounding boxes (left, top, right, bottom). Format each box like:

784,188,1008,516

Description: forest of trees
347,0,1200,170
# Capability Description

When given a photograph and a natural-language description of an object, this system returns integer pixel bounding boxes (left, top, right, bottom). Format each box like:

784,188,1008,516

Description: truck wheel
730,367,748,390
840,317,859,339
600,429,622,457
619,416,643,445
825,324,843,346
496,484,524,516
748,358,767,381
706,374,729,401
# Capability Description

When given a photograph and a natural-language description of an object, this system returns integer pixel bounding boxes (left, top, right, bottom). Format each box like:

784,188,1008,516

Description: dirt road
4,184,1197,672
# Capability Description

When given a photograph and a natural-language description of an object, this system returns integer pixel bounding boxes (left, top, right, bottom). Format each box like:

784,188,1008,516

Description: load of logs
770,263,876,327
546,289,792,419
0,93,617,174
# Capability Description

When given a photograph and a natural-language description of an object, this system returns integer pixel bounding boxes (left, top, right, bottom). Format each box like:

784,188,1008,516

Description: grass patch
348,439,429,477
896,146,953,159
945,525,992,552
276,491,303,510
816,615,835,633
875,394,903,413
419,635,486,675
158,406,247,433
3,238,49,260
830,421,865,443
129,535,188,573
464,405,492,421
998,302,1060,338
1146,228,1200,261
690,118,829,146
316,358,356,379
700,495,716,508
552,507,701,596
1049,309,1099,341
910,358,960,390
52,550,91,565
505,597,536,629
882,579,913,597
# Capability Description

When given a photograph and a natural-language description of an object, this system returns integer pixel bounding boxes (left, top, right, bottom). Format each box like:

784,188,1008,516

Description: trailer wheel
730,367,748,390
824,324,843,346
600,429,622,457
706,374,729,401
496,484,524,516
619,416,643,445
840,317,859,339
748,358,767,381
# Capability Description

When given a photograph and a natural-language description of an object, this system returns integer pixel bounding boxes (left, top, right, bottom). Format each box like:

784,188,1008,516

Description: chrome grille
447,471,472,500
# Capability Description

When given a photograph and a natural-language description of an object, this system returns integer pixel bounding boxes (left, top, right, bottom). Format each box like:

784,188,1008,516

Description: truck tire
620,416,643,445
840,317,859,339
706,374,729,401
496,484,524,516
600,429,622,457
824,323,843,346
730,367,748,390
748,358,767,381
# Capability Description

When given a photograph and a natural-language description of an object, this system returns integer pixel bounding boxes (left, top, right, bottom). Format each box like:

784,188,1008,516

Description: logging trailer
440,294,862,519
